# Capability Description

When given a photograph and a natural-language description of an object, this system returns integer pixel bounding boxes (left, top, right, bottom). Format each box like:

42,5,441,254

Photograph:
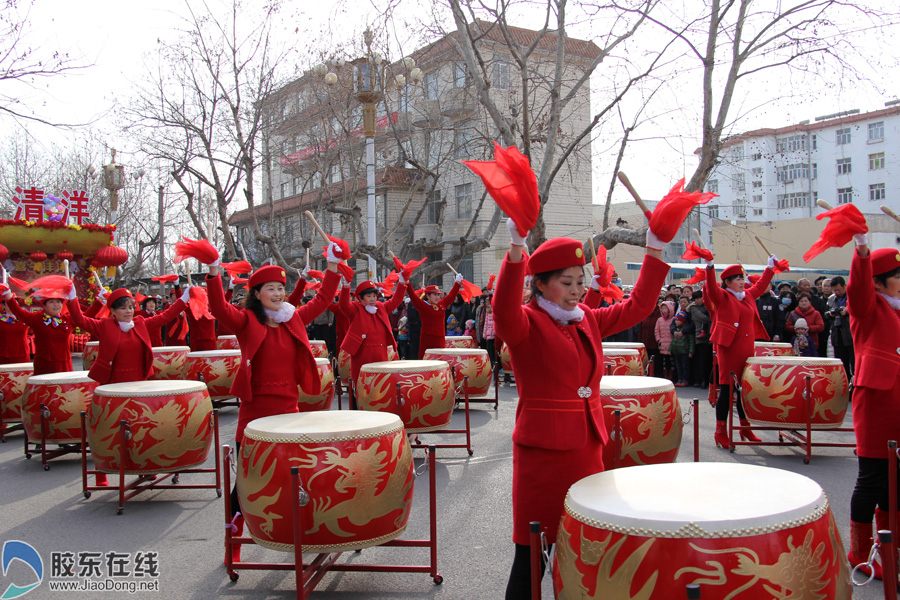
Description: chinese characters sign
12,186,91,225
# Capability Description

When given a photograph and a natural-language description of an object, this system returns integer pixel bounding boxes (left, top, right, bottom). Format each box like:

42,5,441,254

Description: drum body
741,357,849,428
238,412,414,552
149,346,190,381
423,348,492,397
603,342,648,373
553,463,850,599
600,376,682,468
753,341,793,357
308,340,328,359
82,341,100,370
445,336,476,349
356,361,454,433
184,350,240,400
297,358,334,411
337,349,352,380
216,335,239,350
88,380,213,474
602,349,643,376
0,362,33,424
22,371,98,444
500,342,513,372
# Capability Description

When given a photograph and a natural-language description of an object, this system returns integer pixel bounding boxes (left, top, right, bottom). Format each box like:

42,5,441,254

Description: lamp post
101,149,125,230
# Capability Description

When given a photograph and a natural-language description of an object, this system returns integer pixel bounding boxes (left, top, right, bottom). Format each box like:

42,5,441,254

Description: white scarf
726,288,746,302
877,292,900,310
537,295,584,325
118,320,135,333
264,302,296,324
364,305,378,315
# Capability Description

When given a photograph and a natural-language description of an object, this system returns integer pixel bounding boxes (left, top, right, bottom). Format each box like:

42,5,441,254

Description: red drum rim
94,380,208,397
600,375,674,395
602,349,641,357
186,350,241,359
27,370,95,385
360,360,448,374
0,363,34,371
565,463,827,538
151,345,190,352
244,411,402,443
423,348,488,357
745,357,844,367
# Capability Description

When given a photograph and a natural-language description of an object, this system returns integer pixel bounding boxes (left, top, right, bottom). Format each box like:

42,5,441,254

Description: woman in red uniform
67,288,188,385
494,218,670,598
406,276,462,358
0,299,30,364
703,258,776,448
186,292,216,351
164,288,189,346
3,290,75,375
340,277,408,382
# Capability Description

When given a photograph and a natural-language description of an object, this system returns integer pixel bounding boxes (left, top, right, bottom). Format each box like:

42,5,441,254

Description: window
706,179,718,193
457,253,474,282
732,146,744,161
425,71,439,100
311,171,323,189
868,121,884,142
426,190,442,224
454,124,473,159
492,57,509,90
424,251,443,287
329,164,341,184
870,152,885,170
455,183,473,218
837,187,853,205
870,183,886,201
752,208,763,216
775,134,807,153
776,163,809,182
752,195,763,203
751,167,763,177
427,133,442,168
812,163,817,179
752,180,762,188
400,140,414,168
735,197,747,218
812,134,817,150
836,157,852,175
751,153,762,161
454,62,467,88
398,84,410,113
836,128,851,145
707,205,719,219
731,172,745,190
292,176,301,195
776,192,810,209
280,181,290,199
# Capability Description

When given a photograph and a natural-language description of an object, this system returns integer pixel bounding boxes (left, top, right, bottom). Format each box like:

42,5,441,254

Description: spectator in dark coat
756,281,782,341
828,276,853,379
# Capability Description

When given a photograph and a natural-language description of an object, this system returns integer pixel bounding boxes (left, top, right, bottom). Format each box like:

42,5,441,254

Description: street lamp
101,149,125,227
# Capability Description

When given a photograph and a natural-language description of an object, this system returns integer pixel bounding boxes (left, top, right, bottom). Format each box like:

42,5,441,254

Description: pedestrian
790,318,818,357
689,291,712,388
827,276,853,379
396,316,410,359
654,300,675,381
669,310,694,386
482,301,496,367
785,293,825,339
755,280,781,341
3,286,75,375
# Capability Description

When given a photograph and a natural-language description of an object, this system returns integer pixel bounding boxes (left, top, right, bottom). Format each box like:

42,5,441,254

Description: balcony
440,88,475,118
411,100,442,128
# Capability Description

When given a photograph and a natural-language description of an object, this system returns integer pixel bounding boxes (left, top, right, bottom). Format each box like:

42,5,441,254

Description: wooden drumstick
304,210,331,246
446,263,459,277
816,199,834,211
305,246,310,267
616,172,651,219
63,259,70,279
754,235,772,257
881,205,900,225
691,228,709,250
589,236,598,272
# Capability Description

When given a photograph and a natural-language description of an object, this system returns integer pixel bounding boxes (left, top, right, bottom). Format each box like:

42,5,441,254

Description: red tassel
28,275,73,300
773,258,790,274
681,241,714,262
232,277,249,286
188,287,213,320
458,279,482,303
486,273,496,291
307,270,325,280
683,267,705,285
320,235,351,261
174,237,219,264
803,204,868,262
649,180,717,243
337,262,354,282
220,260,253,276
392,256,427,281
151,274,179,283
598,284,624,303
463,142,540,237
8,276,29,291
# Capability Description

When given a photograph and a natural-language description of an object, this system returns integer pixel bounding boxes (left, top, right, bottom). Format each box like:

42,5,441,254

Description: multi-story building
229,23,599,288
705,104,900,226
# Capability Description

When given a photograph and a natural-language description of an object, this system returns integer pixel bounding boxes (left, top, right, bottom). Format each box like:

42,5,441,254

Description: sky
5,0,900,208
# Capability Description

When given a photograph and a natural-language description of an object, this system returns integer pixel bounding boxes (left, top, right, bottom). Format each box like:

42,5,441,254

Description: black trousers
715,384,747,421
850,456,900,523
505,543,549,600
230,441,242,518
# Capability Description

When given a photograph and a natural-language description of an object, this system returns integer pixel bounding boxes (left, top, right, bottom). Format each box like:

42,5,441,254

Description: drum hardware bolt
41,408,50,419
229,446,237,473
296,482,310,507
850,540,880,586
0,392,4,401
199,374,205,382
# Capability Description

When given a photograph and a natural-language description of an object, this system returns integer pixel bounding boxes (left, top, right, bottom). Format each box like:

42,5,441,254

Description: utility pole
158,185,165,295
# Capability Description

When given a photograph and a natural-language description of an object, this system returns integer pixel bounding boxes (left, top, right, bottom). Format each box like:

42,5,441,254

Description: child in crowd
446,315,462,336
655,300,676,381
397,316,409,359
669,310,695,387
791,317,818,357
464,319,476,337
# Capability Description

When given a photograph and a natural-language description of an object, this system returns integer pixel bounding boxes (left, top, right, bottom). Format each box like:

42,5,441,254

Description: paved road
0,366,890,599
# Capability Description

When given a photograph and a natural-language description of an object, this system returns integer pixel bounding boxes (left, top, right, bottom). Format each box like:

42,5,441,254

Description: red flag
187,286,213,320
683,267,706,285
152,274,179,283
803,204,868,262
392,256,428,281
174,237,219,264
8,276,29,291
232,277,249,286
681,241,714,262
306,281,322,292
28,275,73,300
649,179,717,243
458,279,483,303
320,235,351,261
378,271,400,292
220,260,253,276
485,273,496,291
773,258,790,274
463,142,539,237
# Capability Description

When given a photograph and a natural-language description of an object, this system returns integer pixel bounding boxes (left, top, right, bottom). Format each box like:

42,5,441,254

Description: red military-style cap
355,281,378,297
106,288,133,307
871,247,900,276
248,265,286,288
720,264,744,281
423,285,441,294
526,237,585,275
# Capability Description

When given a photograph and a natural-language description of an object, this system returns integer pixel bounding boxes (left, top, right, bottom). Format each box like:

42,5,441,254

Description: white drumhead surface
604,342,646,351
754,341,792,349
27,370,94,385
245,411,401,441
361,360,448,373
745,356,843,367
602,349,640,357
445,336,473,342
567,463,825,534
217,335,237,340
600,375,673,394
424,348,487,356
314,358,330,366
151,346,190,353
84,342,99,347
0,363,33,372
186,350,241,359
308,339,326,344
94,379,207,397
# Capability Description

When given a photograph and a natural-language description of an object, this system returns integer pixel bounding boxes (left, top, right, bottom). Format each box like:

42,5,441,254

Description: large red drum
356,360,454,433
0,362,33,425
216,335,239,350
149,346,190,381
600,376,682,468
82,341,100,370
445,335,476,349
499,342,512,372
297,358,334,411
741,357,849,428
22,371,98,444
308,340,328,359
423,348,491,397
184,350,240,400
554,463,850,599
238,411,415,552
88,380,213,474
753,341,793,357
603,342,649,373
337,349,351,380
602,348,642,376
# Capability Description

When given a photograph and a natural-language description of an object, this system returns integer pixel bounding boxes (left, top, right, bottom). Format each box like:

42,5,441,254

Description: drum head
360,360,448,373
600,375,674,394
217,335,237,340
245,411,402,442
186,350,241,359
314,358,330,366
94,379,208,397
424,348,487,357
603,349,641,357
84,342,100,347
0,363,33,371
603,342,646,351
745,356,844,367
152,345,190,352
567,463,826,537
27,370,95,385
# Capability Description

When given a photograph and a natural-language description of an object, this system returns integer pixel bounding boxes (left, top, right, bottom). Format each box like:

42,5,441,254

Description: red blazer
135,310,165,346
583,287,602,309
186,308,216,350
206,270,340,400
340,284,407,355
328,285,351,348
494,253,669,451
0,317,29,363
69,299,186,384
6,300,74,375
406,281,461,337
703,267,773,347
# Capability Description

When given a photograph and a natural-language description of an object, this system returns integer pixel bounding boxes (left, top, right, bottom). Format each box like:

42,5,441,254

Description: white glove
454,272,464,284
228,278,235,290
1,289,11,301
590,274,602,291
645,229,665,251
301,265,311,278
326,242,341,263
854,233,869,246
210,258,220,267
767,254,776,269
398,272,407,284
180,286,192,303
705,259,714,268
97,287,107,305
67,285,77,301
507,217,528,247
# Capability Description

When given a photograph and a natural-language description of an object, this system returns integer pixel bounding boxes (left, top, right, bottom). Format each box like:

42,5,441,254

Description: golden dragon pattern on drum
127,398,210,469
743,364,847,423
239,441,283,536
607,396,679,464
810,368,848,422
46,386,90,433
356,373,394,411
455,357,491,390
401,373,453,424
291,433,413,537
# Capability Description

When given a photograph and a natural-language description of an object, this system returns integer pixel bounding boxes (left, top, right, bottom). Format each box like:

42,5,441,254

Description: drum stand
457,363,498,410
410,370,474,456
222,444,443,597
726,372,856,463
0,411,23,442
607,399,701,470
23,403,83,470
79,410,223,514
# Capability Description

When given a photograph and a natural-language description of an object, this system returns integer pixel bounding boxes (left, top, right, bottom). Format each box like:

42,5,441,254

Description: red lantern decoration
93,245,128,267
0,243,7,262
57,250,74,261
30,250,47,273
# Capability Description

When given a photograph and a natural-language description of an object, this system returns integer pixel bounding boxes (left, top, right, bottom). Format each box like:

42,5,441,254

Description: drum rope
415,447,429,478
540,531,556,597
681,402,695,426
850,541,880,587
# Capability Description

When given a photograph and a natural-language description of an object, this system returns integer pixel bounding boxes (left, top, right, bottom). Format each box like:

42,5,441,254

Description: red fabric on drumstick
152,274,179,283
173,237,219,264
486,273,496,291
307,270,325,280
392,256,427,281
320,235,351,261
458,279,482,303
27,275,73,300
772,258,790,274
683,267,705,285
188,286,212,320
682,241,714,262
803,204,868,262
649,180,716,243
336,261,354,282
220,260,253,276
463,142,539,237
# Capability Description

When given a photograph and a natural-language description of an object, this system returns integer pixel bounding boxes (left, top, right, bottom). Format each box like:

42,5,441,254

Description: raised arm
296,270,341,324
746,267,775,301
493,252,531,349
143,299,186,329
287,278,308,306
583,286,602,310
205,274,247,333
594,254,669,338
381,283,408,314
6,298,43,328
85,299,105,318
438,282,461,310
406,284,428,313
66,298,101,336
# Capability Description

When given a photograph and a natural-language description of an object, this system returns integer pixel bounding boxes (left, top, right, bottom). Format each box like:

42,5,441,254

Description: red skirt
350,344,389,382
235,393,299,444
417,334,444,359
512,433,605,545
